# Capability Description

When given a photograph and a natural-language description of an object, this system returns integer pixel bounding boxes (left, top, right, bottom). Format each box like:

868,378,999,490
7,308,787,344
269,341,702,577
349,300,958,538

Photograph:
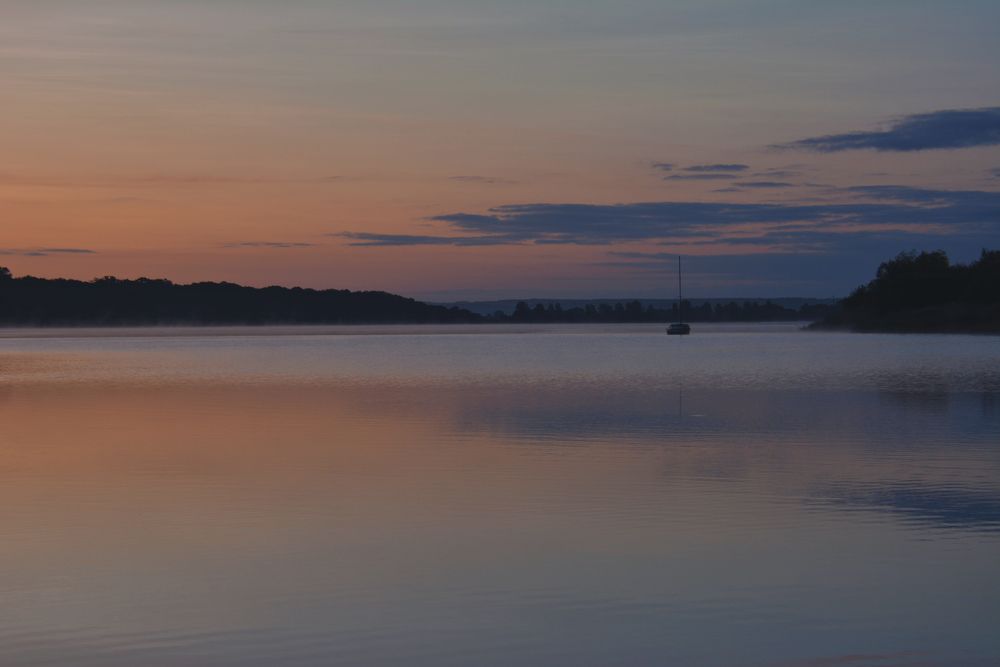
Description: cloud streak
337,186,1000,248
448,175,518,185
336,232,515,247
0,247,96,257
223,242,317,249
776,107,1000,152
733,181,795,188
655,163,752,180
0,172,346,189
665,173,734,181
684,164,750,172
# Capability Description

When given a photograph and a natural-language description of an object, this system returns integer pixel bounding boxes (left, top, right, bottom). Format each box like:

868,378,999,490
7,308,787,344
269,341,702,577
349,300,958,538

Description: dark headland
811,250,1000,334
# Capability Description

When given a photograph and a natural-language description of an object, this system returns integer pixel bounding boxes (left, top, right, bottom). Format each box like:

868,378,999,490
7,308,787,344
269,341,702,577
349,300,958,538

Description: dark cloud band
337,186,1000,251
775,107,1000,152
684,164,750,172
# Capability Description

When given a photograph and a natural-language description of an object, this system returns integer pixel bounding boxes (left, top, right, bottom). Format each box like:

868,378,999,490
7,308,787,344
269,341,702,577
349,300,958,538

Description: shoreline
0,322,812,339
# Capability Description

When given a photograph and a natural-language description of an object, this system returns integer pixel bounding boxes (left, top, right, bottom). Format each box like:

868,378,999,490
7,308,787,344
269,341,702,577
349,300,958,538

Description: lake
1,324,998,666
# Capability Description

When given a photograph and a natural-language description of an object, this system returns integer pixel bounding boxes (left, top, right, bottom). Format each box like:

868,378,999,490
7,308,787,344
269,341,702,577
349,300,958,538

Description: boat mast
678,255,683,324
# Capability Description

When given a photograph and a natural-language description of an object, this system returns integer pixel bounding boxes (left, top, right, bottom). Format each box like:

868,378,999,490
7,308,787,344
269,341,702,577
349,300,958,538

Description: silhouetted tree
816,249,1000,332
512,301,531,322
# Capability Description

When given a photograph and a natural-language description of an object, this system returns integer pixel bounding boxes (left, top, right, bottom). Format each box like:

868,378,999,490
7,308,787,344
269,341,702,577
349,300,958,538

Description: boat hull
666,323,691,335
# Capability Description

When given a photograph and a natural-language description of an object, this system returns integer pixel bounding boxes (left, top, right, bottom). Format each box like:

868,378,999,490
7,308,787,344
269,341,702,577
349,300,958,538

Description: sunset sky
3,0,999,299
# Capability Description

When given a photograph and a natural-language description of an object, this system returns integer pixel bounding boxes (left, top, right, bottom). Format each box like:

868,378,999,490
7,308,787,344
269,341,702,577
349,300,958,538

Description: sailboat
666,255,691,335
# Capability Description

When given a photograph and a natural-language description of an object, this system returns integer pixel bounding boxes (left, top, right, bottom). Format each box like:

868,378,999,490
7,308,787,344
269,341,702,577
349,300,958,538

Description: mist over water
1,325,998,666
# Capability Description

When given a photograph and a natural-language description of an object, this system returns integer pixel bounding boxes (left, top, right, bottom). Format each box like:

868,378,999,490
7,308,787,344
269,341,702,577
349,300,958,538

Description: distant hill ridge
0,268,477,325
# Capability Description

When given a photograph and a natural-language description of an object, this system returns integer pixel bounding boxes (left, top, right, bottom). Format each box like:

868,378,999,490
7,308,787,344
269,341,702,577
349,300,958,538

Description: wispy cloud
733,181,795,188
775,107,1000,152
129,174,347,186
752,169,802,179
336,232,515,247
223,242,317,249
684,164,750,172
655,163,751,180
0,247,96,257
0,172,346,188
665,173,734,181
448,175,518,185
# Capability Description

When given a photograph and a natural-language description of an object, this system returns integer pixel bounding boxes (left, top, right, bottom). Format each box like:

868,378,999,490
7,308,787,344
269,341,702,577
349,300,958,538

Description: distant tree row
815,249,1000,333
0,270,478,325
489,299,830,323
0,266,853,327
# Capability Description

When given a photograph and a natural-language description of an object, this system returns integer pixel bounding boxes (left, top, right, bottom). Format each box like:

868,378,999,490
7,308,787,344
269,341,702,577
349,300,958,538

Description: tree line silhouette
815,249,1000,332
494,299,829,323
0,270,477,325
0,267,836,326
12,252,992,330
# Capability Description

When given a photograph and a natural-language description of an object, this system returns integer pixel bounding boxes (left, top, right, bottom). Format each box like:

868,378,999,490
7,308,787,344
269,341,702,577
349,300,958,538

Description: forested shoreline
6,251,996,331
813,250,1000,333
0,269,477,325
0,267,831,326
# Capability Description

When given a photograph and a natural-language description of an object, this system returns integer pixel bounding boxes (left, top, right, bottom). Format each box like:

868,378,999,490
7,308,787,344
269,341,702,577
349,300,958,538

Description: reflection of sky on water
813,483,1000,532
3,326,1000,393
0,327,998,666
449,385,999,444
446,384,1000,533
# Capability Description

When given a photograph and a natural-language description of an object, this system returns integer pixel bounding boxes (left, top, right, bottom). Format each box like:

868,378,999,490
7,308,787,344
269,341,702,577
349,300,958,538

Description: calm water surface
1,324,999,666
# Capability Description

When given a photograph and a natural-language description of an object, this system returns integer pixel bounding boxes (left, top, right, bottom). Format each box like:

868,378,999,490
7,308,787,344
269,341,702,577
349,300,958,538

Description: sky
2,0,999,299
